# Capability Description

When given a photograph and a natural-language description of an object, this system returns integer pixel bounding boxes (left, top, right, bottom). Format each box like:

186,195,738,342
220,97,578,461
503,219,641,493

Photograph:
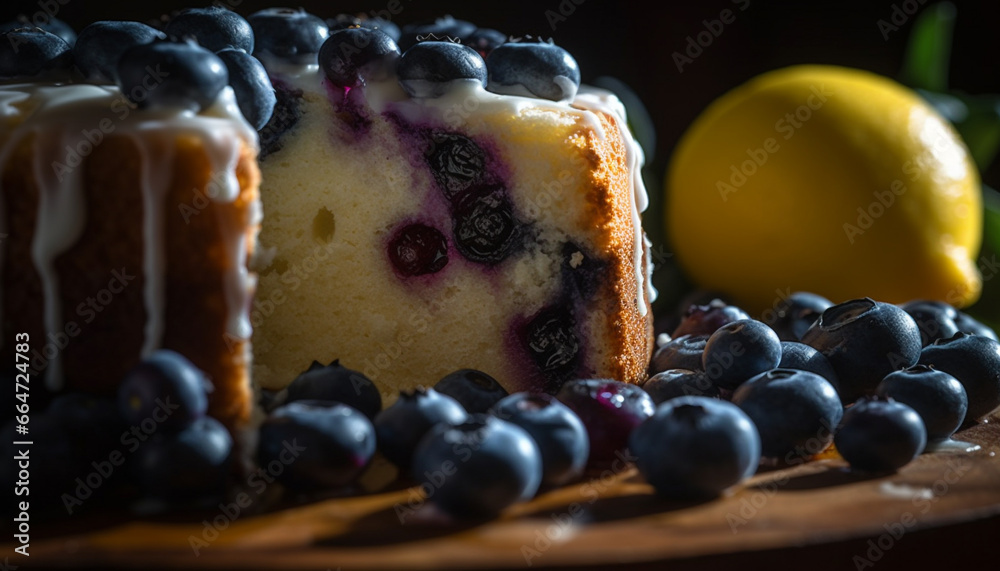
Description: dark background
5,0,1000,185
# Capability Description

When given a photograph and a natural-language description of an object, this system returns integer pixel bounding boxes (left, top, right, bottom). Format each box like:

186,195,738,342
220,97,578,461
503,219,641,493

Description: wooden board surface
13,413,1000,570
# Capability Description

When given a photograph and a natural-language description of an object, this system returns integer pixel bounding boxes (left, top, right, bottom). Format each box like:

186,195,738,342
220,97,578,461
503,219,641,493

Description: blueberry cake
249,13,655,397
0,20,261,428
0,9,654,424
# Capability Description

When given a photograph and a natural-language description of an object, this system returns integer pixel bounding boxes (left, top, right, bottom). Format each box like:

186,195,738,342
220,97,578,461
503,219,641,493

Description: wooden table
14,414,1000,570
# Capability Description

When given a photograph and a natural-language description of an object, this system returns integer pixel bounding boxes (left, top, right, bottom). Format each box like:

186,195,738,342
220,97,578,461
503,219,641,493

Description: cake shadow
753,466,885,491
521,492,714,525
316,502,488,547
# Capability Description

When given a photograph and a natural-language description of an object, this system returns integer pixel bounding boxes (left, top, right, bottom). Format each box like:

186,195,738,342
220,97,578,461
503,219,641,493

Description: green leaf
984,185,1000,255
953,98,1000,170
967,186,1000,331
899,2,956,92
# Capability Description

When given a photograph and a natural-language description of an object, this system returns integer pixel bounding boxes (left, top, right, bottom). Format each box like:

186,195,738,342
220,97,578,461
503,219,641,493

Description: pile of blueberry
5,292,997,518
0,350,231,513
647,294,999,478
3,7,582,142
318,14,580,102
1,7,279,130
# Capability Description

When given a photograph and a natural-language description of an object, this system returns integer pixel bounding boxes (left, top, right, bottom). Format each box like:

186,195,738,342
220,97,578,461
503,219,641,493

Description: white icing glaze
0,82,258,389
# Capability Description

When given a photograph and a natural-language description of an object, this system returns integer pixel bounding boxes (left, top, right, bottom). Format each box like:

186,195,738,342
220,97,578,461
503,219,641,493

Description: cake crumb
569,251,584,268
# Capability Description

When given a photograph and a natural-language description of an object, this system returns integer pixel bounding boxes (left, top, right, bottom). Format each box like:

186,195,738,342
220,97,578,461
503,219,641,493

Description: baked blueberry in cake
249,14,656,400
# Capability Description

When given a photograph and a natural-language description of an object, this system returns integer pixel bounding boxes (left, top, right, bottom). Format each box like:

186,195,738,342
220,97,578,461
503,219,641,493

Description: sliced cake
250,15,655,398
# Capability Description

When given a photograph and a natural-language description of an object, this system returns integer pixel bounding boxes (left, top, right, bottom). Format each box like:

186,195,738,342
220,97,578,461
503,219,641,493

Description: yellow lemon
667,65,982,313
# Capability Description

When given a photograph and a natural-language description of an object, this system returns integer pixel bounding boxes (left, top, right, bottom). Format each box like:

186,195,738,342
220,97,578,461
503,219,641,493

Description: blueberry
259,401,376,489
0,28,71,79
74,21,166,82
319,27,400,89
424,131,486,199
630,397,760,498
702,320,782,391
642,369,719,404
465,28,506,56
435,369,508,413
397,41,487,98
732,369,843,461
801,298,922,404
216,48,276,130
49,393,125,460
522,305,581,388
412,414,541,517
876,365,968,441
778,341,839,388
398,16,477,51
258,82,303,158
486,41,580,101
953,311,998,341
327,15,401,43
918,332,1000,421
375,388,467,469
164,6,254,53
835,396,926,472
1,16,76,46
133,416,232,501
491,393,588,486
900,300,960,347
285,359,382,420
451,185,521,264
387,222,449,276
248,8,329,64
2,415,87,508
556,379,654,470
650,334,708,374
766,291,832,341
117,40,228,112
672,299,750,338
118,349,210,431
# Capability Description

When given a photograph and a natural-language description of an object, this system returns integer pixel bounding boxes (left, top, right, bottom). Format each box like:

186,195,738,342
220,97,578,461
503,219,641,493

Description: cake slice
251,31,655,398
0,81,260,429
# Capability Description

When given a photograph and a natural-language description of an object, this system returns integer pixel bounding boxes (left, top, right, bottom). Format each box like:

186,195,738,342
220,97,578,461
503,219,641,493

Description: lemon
667,65,982,313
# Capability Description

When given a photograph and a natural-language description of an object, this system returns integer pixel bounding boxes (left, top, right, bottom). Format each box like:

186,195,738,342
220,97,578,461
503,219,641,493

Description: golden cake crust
579,110,654,385
1,131,259,428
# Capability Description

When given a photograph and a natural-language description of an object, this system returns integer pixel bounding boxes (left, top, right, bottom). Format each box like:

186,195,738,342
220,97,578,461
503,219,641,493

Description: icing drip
573,88,653,317
132,130,174,357
30,128,87,390
0,82,258,389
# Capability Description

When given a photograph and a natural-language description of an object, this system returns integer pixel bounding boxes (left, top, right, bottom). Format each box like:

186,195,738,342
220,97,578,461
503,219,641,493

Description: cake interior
252,72,653,399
